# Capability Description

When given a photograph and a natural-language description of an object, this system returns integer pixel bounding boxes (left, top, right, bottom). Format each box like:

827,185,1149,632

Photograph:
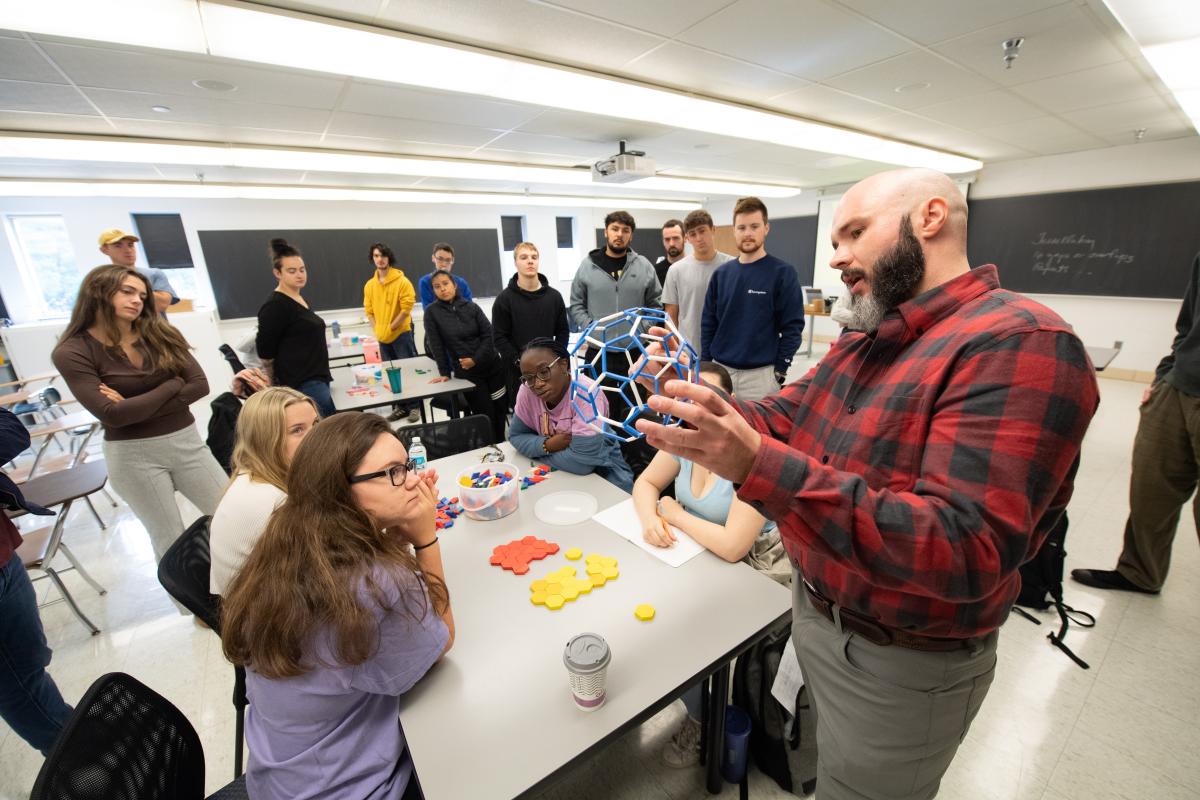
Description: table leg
706,662,730,793
699,674,710,767
805,312,815,357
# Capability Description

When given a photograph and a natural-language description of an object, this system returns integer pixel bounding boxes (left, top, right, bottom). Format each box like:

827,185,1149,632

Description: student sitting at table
209,387,319,595
424,269,507,443
631,361,788,768
508,338,634,492
221,412,453,800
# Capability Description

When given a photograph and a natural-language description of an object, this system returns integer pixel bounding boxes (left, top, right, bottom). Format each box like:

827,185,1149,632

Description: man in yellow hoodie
364,242,419,422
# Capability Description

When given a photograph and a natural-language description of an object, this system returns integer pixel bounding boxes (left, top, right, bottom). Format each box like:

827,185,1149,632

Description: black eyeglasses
519,357,562,387
349,460,417,486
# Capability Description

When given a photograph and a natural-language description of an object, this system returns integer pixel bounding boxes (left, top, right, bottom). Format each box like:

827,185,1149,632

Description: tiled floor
3,370,1199,799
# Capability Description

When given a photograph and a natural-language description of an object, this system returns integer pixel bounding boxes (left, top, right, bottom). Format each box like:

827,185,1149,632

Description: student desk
1084,344,1121,372
326,340,364,364
400,442,791,799
330,356,474,420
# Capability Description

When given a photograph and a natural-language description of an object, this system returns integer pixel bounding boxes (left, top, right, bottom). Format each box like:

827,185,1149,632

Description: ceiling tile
39,42,346,110
0,36,66,83
252,0,383,20
865,111,1034,161
932,4,1126,87
1009,60,1163,113
835,0,1072,46
82,88,331,133
515,111,672,145
0,110,108,135
913,89,1047,128
374,0,663,73
824,50,998,110
546,0,734,37
475,130,619,161
324,111,503,146
1059,96,1188,142
677,0,912,81
981,115,1108,155
318,134,491,159
108,119,326,149
0,79,95,115
339,80,541,129
635,128,761,158
767,83,898,128
619,42,808,104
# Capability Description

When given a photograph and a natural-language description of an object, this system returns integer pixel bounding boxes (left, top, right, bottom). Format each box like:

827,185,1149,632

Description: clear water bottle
331,320,341,338
409,436,427,473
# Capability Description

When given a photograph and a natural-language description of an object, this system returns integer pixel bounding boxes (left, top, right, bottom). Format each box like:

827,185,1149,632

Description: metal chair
30,672,247,800
157,515,248,779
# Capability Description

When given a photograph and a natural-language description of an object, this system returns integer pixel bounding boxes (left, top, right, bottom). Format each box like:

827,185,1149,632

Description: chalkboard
966,182,1200,298
595,214,817,286
198,228,503,319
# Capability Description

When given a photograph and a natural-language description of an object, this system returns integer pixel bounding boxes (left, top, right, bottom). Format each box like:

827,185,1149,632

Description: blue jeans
0,553,72,755
297,379,336,418
381,333,418,413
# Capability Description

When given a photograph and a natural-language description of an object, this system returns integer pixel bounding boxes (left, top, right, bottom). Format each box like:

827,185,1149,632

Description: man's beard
608,241,628,255
738,238,759,253
847,216,926,333
667,246,683,258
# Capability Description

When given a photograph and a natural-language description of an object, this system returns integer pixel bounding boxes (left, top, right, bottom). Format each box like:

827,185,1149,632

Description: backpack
205,392,243,475
1013,510,1096,668
731,620,816,796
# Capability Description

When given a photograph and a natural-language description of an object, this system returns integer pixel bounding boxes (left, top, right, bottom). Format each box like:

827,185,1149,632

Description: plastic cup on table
386,367,403,394
563,633,611,712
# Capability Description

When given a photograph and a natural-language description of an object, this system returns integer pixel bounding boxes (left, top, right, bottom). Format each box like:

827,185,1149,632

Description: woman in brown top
52,264,226,567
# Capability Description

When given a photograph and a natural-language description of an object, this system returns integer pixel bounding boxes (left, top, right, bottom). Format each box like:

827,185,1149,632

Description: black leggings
462,367,507,443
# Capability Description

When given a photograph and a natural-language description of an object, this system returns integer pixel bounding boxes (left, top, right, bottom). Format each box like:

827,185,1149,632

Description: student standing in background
492,242,569,410
418,242,473,310
701,197,804,400
98,228,178,316
662,209,735,353
256,238,335,418
654,219,686,289
364,242,420,423
52,265,226,568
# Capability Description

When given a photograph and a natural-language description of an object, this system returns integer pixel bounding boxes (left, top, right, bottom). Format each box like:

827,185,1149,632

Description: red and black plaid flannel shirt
735,266,1100,638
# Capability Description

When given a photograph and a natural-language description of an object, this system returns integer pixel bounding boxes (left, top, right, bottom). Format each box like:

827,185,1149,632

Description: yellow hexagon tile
635,604,655,621
565,548,583,560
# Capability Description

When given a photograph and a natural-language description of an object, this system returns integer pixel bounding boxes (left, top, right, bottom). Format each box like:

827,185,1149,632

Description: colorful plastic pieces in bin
459,468,516,489
530,554,618,610
489,536,560,575
435,497,463,530
520,463,555,490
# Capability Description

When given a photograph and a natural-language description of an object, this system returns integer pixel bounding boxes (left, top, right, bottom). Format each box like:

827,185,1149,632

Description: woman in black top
425,270,506,443
256,239,335,417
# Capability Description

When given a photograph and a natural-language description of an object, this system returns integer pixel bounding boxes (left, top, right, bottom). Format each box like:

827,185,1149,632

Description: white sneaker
407,408,421,423
661,716,702,768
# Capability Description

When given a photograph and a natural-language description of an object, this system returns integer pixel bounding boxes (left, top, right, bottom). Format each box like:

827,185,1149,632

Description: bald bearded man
635,169,1100,799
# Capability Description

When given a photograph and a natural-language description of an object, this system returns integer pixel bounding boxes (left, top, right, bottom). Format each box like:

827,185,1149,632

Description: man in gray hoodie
570,210,661,458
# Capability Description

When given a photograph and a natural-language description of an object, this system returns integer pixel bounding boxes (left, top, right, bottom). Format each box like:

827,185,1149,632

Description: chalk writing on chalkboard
1031,232,1135,276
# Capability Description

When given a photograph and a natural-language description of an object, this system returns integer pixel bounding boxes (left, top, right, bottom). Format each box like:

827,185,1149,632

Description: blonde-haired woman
52,264,227,566
209,387,319,594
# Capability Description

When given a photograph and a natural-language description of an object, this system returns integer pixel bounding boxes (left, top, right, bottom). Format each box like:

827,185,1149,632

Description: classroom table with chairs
398,442,792,799
330,355,475,420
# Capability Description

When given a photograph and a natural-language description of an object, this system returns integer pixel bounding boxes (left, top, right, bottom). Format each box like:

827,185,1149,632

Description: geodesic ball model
569,307,698,442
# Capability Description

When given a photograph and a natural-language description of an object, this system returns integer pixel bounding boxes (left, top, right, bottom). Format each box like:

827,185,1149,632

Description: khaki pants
1117,381,1200,590
716,361,778,402
791,570,998,800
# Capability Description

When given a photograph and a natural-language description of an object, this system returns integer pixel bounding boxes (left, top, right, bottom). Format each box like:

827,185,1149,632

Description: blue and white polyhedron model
569,307,698,442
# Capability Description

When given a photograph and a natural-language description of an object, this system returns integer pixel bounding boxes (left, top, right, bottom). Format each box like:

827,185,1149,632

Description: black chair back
396,414,494,461
31,672,206,800
157,516,221,631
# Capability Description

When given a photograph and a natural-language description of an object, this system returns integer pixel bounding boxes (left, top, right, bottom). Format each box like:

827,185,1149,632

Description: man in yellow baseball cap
98,228,178,315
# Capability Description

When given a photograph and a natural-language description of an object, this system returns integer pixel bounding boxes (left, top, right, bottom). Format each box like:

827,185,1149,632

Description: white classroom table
330,355,474,417
326,340,364,363
399,442,792,799
1084,344,1121,371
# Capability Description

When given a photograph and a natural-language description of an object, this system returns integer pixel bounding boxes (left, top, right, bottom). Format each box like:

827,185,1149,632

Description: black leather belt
803,581,981,653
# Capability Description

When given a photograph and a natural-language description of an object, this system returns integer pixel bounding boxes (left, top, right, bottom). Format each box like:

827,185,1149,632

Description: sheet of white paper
771,635,805,712
593,497,706,568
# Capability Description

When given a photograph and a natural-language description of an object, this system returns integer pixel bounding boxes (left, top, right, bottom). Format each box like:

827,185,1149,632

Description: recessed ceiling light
894,82,931,94
151,105,171,113
192,79,237,92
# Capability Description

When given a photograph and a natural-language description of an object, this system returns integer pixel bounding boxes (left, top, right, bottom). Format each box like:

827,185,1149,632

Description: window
132,213,193,269
500,215,525,252
6,215,81,319
556,216,574,248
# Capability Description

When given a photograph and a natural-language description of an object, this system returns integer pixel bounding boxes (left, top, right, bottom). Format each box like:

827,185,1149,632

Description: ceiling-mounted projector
591,140,656,184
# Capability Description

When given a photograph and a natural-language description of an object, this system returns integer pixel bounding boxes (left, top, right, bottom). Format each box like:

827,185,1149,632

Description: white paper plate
534,491,599,526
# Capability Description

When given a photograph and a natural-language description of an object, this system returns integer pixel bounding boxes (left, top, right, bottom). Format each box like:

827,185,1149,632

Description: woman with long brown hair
52,264,226,565
221,412,454,800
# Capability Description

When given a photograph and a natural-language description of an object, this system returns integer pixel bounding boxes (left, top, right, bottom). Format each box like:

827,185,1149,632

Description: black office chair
30,672,246,800
157,516,248,779
395,414,495,460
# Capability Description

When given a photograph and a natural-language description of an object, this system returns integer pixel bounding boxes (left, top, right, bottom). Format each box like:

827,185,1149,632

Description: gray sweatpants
716,362,778,402
791,570,998,800
103,426,227,563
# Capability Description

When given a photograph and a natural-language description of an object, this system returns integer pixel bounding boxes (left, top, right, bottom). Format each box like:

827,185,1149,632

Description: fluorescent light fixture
0,135,803,198
0,0,205,53
1103,1,1200,133
0,0,981,174
0,180,701,210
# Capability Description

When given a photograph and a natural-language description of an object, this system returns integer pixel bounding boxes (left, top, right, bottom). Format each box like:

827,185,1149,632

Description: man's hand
153,291,172,315
1142,386,1154,405
390,314,406,332
430,376,450,383
544,431,572,453
629,325,693,394
232,367,270,398
459,357,476,370
634,379,761,484
774,370,787,387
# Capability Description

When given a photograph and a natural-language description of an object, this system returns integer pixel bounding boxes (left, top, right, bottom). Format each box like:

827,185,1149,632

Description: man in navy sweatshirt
700,196,805,400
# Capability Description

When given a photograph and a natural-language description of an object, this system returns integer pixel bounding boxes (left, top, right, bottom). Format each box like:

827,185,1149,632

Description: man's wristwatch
774,371,787,386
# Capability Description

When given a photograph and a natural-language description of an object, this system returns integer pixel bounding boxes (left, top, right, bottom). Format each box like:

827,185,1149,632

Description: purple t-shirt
245,567,449,800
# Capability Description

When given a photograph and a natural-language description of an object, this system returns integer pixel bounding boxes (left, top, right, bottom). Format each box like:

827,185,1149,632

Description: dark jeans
0,553,72,755
462,367,508,444
297,379,336,418
382,333,418,414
